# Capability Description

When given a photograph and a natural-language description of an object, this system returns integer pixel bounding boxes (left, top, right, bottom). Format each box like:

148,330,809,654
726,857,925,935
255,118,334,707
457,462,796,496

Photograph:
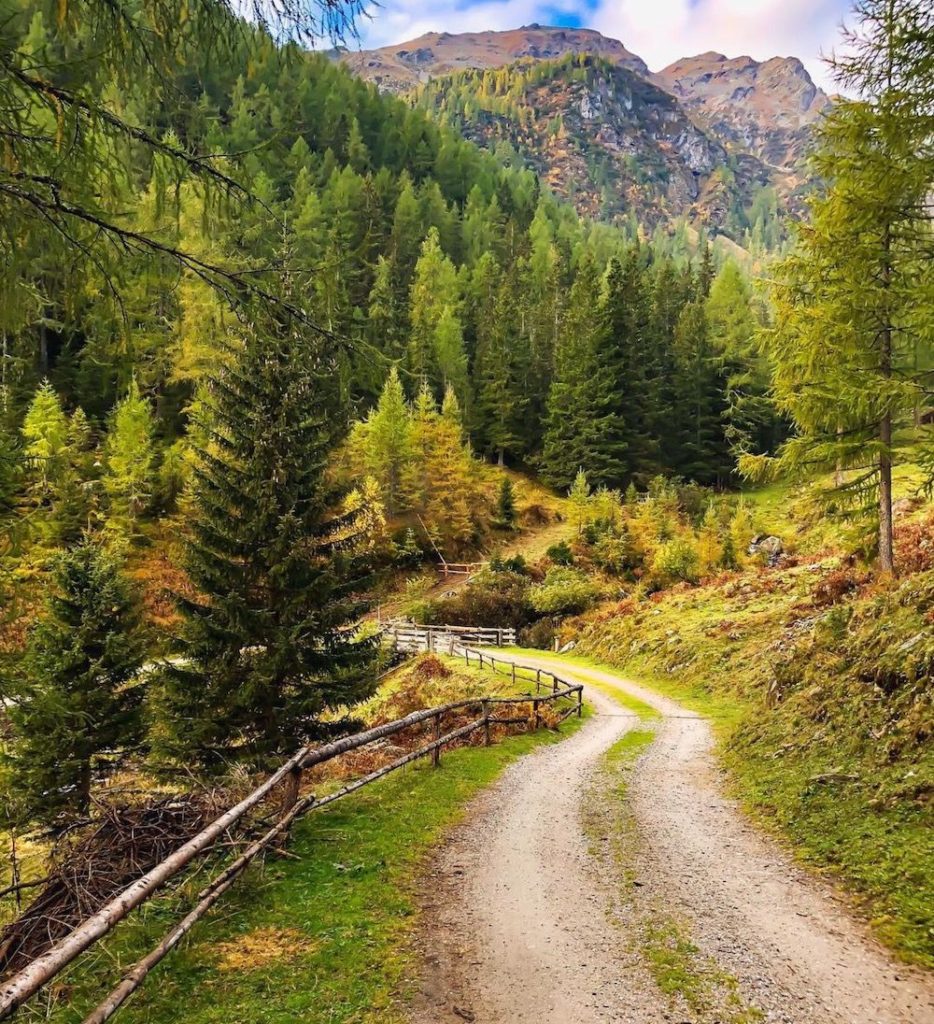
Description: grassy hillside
565,481,934,966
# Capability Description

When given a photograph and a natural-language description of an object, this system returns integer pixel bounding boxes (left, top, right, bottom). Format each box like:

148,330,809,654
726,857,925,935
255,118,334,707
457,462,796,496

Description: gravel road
407,654,934,1024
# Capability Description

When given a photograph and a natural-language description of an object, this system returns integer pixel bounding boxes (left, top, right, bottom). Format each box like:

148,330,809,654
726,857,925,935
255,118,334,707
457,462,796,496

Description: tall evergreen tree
160,321,377,767
541,254,606,489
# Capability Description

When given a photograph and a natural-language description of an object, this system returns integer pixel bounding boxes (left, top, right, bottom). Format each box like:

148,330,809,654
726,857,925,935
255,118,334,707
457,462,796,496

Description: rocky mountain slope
338,25,650,92
413,55,771,231
654,52,830,168
337,26,828,241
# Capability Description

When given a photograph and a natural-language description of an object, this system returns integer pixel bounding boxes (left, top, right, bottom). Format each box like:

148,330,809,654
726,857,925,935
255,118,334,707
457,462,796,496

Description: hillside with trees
1,0,933,1020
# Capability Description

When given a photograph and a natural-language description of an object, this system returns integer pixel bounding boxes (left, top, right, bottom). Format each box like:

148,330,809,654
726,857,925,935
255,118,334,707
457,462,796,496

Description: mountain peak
654,50,829,165
338,26,650,92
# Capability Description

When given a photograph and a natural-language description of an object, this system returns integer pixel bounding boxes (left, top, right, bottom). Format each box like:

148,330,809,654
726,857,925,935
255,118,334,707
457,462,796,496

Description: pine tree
103,380,156,538
7,542,146,822
160,322,378,768
494,476,517,529
754,0,934,572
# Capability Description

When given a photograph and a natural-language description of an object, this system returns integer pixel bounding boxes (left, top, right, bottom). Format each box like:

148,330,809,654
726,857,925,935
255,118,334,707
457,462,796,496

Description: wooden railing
385,622,516,653
0,649,582,1023
438,560,487,577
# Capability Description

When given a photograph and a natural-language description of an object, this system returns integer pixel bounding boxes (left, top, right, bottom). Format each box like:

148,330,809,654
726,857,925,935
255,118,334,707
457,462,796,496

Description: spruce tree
599,252,656,481
7,542,146,822
494,476,517,529
755,0,934,572
474,268,531,465
160,321,378,768
707,261,780,459
541,254,601,489
672,300,730,485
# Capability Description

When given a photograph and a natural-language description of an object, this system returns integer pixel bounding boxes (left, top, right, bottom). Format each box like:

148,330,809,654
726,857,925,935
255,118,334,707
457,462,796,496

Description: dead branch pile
0,794,227,976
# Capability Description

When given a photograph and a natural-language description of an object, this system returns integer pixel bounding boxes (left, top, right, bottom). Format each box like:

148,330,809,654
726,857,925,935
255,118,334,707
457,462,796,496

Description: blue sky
356,0,854,91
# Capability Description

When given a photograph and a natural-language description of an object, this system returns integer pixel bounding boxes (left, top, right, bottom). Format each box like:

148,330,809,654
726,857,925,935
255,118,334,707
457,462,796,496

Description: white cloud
354,0,851,93
357,0,559,48
591,0,849,91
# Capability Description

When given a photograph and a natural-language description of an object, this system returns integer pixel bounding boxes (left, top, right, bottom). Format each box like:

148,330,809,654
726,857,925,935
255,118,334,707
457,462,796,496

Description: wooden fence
385,622,516,653
0,649,581,1024
437,560,487,577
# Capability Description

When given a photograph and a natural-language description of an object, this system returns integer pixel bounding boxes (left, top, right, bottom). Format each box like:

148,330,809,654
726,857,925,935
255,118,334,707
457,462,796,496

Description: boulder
748,534,784,564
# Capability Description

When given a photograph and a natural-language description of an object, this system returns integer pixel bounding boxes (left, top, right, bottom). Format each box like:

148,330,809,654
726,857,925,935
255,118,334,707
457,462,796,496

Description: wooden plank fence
437,560,487,577
384,622,516,653
0,646,581,1024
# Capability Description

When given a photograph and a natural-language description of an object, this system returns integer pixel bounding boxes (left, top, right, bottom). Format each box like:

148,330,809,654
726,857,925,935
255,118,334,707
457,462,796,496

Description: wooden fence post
577,687,583,717
535,669,541,694
432,713,442,767
533,697,541,731
483,700,491,746
281,765,302,815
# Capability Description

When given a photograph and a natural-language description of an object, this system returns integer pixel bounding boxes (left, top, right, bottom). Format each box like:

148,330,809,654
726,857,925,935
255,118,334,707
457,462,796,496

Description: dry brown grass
213,927,317,972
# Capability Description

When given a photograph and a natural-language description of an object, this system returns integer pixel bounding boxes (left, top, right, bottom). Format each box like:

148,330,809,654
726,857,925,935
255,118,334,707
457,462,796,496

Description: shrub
520,618,558,650
529,568,600,616
422,569,534,628
546,540,574,566
651,537,700,586
812,568,870,607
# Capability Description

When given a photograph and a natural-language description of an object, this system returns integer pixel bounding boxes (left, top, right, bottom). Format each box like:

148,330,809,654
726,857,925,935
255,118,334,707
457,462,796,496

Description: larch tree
355,366,412,515
408,228,462,388
753,0,934,572
103,381,156,538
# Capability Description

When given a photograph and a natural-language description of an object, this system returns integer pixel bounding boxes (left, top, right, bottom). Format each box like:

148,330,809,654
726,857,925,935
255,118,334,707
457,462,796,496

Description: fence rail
438,561,487,577
0,646,581,1024
385,622,516,653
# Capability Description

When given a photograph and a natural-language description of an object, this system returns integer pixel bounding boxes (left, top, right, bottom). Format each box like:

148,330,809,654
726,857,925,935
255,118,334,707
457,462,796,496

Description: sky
355,0,854,92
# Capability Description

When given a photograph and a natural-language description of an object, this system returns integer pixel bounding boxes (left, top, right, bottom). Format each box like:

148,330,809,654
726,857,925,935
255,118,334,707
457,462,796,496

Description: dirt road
408,655,934,1024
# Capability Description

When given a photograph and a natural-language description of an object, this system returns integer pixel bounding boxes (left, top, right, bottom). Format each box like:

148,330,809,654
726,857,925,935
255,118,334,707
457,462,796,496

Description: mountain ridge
337,25,828,240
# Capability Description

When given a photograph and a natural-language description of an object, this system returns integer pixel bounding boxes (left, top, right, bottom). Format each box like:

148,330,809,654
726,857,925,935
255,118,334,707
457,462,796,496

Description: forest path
407,655,934,1024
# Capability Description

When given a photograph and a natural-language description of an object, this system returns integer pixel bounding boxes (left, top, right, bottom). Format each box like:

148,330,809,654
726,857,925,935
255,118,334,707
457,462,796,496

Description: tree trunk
879,412,894,574
497,448,504,467
77,759,92,815
834,423,844,488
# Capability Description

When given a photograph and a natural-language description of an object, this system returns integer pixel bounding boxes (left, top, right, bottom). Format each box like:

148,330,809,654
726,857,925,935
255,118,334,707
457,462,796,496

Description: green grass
32,716,586,1024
